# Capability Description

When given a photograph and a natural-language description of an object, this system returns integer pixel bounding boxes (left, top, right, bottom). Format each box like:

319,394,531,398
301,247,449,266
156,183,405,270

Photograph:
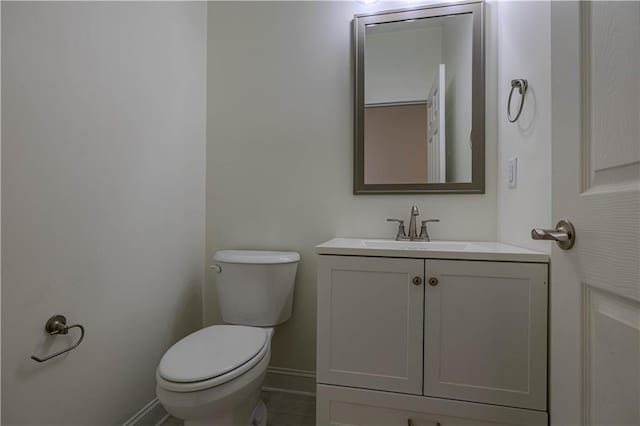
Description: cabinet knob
412,276,423,286
428,277,439,286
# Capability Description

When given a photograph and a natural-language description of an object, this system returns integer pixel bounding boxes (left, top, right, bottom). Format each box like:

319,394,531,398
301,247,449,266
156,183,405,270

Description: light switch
507,157,517,188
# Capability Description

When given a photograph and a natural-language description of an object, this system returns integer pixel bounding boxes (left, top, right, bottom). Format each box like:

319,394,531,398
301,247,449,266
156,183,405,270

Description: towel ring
507,79,528,123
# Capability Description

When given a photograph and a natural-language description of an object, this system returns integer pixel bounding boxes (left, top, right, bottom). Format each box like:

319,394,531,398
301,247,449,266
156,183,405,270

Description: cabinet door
424,260,548,410
317,384,549,426
317,256,424,394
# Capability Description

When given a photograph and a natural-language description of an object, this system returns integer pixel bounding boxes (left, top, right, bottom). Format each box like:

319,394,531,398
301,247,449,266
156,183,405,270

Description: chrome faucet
387,206,440,241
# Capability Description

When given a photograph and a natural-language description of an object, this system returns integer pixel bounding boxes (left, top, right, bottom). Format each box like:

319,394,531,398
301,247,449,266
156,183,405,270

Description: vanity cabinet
316,246,549,426
317,256,424,395
424,260,548,410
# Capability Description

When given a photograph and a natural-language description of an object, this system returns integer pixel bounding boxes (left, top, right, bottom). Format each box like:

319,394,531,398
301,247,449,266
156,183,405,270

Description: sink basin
361,239,470,251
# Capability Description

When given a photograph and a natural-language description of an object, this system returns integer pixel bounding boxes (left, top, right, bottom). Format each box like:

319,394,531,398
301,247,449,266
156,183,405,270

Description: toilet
156,250,300,426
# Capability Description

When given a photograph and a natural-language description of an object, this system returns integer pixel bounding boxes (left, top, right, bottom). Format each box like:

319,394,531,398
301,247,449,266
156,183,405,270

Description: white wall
365,25,442,104
496,1,552,252
442,14,473,182
206,1,498,374
2,2,206,423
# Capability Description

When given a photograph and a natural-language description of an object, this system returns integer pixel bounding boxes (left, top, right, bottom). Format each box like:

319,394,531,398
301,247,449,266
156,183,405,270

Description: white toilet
156,250,300,426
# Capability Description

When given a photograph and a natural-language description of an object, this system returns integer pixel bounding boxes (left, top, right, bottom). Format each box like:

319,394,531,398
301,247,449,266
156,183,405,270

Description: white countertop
316,238,549,263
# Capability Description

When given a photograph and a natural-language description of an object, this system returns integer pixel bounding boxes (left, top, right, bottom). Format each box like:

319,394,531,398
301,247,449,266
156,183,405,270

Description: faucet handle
387,218,405,227
419,219,440,241
387,218,407,240
411,205,420,216
421,219,440,224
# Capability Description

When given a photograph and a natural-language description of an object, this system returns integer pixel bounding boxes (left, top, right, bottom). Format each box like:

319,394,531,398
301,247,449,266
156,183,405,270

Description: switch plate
507,157,518,188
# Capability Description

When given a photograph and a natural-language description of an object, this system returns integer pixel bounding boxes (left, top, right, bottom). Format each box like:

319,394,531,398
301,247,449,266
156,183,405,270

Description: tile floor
161,390,315,426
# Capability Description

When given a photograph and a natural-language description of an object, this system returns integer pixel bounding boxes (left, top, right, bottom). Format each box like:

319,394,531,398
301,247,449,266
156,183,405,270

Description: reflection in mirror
364,14,473,185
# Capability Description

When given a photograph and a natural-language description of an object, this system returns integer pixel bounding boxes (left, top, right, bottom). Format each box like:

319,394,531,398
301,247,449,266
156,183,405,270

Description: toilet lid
158,325,268,383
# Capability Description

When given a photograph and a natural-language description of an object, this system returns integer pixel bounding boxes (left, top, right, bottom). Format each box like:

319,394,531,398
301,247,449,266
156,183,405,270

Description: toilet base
250,400,267,426
182,398,266,426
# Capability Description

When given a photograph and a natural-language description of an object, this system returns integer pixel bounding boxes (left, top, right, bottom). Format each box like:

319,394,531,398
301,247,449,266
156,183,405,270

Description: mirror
354,2,484,194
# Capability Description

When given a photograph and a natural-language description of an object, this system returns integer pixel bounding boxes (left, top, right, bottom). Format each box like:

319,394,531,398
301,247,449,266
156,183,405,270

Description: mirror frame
353,1,485,194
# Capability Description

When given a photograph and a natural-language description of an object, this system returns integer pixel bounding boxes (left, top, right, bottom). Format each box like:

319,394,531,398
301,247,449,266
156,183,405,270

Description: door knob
531,219,575,250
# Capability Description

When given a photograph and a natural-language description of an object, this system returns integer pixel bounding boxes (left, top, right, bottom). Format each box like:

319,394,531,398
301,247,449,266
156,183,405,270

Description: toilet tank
212,250,300,326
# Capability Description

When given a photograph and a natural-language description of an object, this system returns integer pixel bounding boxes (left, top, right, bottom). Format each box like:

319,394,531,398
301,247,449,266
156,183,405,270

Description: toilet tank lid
214,250,300,264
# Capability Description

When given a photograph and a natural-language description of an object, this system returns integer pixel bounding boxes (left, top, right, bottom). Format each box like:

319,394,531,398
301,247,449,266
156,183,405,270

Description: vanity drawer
316,384,548,426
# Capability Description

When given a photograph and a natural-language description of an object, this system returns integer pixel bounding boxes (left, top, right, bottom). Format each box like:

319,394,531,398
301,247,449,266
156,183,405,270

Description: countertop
315,238,549,263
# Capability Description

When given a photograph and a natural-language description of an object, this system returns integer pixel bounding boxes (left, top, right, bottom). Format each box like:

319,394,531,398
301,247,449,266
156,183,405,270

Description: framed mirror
354,1,484,194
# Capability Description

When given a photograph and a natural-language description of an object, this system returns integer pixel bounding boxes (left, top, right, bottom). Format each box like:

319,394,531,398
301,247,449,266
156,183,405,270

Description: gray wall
2,2,206,423
206,1,498,374
365,25,442,104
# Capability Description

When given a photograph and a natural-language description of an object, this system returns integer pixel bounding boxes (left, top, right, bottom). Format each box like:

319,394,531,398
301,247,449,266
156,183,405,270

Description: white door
549,3,639,425
316,256,424,395
428,64,446,183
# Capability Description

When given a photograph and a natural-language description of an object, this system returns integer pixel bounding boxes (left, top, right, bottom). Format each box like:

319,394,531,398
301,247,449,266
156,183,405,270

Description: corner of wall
495,1,552,253
484,0,500,239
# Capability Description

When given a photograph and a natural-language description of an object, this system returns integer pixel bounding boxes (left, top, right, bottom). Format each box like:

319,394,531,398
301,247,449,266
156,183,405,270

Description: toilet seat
157,325,270,393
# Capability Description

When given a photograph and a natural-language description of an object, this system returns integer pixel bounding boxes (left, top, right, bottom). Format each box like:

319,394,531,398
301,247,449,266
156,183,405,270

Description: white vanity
315,238,549,426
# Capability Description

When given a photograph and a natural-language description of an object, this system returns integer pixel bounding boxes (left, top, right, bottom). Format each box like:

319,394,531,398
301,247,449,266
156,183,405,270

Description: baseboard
123,368,314,425
263,366,316,396
153,414,170,426
122,398,168,426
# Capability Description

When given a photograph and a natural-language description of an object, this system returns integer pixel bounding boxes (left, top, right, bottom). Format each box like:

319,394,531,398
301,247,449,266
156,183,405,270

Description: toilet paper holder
31,315,85,363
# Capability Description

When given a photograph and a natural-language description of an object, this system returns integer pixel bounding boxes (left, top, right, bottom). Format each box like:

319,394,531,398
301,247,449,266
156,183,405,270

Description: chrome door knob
531,219,576,250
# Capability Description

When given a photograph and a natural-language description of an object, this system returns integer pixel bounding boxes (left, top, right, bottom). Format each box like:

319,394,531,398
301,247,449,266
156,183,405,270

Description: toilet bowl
156,250,299,426
156,326,273,426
